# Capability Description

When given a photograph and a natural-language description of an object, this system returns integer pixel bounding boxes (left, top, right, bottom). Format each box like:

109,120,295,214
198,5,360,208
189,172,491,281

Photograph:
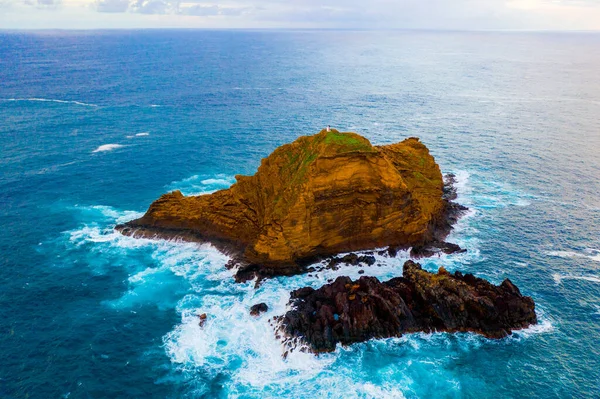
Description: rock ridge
275,260,537,353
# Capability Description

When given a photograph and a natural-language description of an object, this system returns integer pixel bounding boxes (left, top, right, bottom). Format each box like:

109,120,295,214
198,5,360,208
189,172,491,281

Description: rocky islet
275,261,537,353
117,130,537,352
118,129,467,280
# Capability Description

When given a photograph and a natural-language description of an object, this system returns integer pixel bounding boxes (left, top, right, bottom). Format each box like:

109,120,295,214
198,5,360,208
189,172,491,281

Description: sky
0,0,599,30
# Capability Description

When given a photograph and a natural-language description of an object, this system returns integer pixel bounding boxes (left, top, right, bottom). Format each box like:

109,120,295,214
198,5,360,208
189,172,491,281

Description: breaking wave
92,144,124,153
166,174,236,196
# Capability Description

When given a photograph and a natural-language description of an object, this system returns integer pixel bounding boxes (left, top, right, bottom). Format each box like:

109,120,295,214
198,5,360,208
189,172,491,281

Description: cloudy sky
0,0,599,30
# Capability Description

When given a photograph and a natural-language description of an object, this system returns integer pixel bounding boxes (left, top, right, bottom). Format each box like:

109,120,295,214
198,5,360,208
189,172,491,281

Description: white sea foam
126,132,150,139
200,178,231,186
2,97,98,107
68,205,143,247
457,171,534,210
69,224,149,248
438,170,483,267
547,249,600,263
87,205,143,223
153,242,420,394
92,144,124,153
66,205,235,306
510,317,555,339
165,289,332,388
504,304,555,341
452,170,471,195
552,273,600,285
167,174,236,196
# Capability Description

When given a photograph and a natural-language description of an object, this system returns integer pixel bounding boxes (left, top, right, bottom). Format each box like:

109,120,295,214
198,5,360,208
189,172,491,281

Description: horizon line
1,27,600,33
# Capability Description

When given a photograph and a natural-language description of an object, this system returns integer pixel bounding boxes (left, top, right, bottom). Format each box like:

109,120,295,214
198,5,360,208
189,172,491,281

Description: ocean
1,30,599,398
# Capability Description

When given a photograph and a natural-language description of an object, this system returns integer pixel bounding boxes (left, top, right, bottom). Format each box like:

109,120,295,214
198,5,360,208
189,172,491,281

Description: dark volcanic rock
410,240,467,258
250,303,269,316
443,173,459,201
276,261,537,353
327,253,377,269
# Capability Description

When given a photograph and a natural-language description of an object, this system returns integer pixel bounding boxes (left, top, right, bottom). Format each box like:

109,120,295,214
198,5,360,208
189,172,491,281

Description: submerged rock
276,260,537,353
117,129,467,280
250,303,269,316
198,313,207,327
442,173,459,201
410,240,467,258
327,253,376,270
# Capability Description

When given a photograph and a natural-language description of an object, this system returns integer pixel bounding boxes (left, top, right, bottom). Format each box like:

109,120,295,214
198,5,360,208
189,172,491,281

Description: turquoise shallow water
1,30,600,398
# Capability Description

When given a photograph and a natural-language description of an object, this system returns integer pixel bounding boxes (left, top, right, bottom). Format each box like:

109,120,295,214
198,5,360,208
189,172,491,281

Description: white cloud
0,0,599,29
96,0,129,13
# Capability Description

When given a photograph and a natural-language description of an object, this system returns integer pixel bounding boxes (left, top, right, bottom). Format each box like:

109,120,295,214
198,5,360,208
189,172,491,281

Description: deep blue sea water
1,30,600,398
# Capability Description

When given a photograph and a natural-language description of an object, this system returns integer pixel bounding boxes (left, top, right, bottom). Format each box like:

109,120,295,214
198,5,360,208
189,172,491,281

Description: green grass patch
323,131,373,153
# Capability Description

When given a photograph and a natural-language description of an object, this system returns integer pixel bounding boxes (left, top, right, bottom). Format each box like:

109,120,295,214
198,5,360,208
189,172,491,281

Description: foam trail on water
547,249,600,263
458,170,535,209
438,170,483,269
92,144,124,153
167,174,236,196
127,132,150,139
65,204,234,306
552,273,600,285
86,205,143,223
200,178,231,185
1,98,98,107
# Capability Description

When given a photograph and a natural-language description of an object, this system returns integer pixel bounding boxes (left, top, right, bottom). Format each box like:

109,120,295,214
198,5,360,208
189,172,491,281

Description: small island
117,129,466,281
117,128,537,351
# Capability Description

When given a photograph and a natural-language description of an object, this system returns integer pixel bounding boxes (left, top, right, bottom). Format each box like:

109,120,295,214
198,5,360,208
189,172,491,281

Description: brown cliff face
117,130,460,278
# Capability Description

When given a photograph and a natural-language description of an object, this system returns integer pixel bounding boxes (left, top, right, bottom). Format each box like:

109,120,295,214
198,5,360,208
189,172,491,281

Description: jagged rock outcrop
276,261,537,353
117,129,466,280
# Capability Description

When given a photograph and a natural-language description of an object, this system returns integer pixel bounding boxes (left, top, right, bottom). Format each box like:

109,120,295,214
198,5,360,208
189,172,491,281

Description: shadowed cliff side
117,129,466,280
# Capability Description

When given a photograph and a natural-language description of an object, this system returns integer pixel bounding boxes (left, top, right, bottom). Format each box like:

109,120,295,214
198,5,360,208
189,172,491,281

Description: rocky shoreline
274,260,537,353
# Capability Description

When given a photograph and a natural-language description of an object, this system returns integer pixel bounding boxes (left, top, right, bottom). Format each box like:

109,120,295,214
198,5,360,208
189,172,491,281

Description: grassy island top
319,129,375,153
271,129,376,182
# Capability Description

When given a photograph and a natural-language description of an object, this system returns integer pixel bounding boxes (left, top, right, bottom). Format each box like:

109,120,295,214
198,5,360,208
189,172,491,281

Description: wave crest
1,97,98,107
92,144,124,153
